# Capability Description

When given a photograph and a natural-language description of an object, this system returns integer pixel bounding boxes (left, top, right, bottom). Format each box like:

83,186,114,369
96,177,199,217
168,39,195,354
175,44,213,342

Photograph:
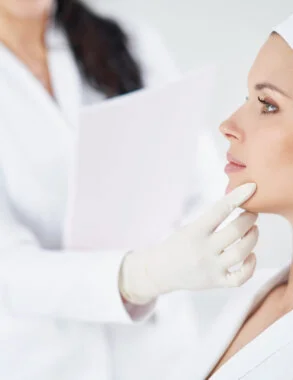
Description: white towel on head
273,14,293,48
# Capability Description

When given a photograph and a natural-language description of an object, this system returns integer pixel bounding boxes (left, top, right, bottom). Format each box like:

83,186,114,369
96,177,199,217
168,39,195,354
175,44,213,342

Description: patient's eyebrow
255,82,291,99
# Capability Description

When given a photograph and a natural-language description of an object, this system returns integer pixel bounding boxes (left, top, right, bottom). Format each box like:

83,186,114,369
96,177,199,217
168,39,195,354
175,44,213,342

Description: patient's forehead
248,33,293,97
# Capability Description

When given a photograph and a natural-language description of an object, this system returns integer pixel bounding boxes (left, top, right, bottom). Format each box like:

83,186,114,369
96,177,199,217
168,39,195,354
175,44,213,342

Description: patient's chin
239,195,278,214
227,180,261,213
239,197,260,213
227,179,284,214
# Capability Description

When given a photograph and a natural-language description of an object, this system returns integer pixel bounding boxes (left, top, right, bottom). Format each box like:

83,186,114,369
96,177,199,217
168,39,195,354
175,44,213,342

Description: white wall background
87,0,293,269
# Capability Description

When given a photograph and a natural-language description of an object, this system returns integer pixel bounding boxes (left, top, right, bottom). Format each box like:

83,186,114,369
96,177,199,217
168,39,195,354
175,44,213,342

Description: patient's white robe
169,262,293,380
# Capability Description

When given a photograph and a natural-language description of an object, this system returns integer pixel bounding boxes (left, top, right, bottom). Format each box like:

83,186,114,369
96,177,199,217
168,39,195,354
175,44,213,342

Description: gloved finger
198,183,257,233
213,212,258,251
223,252,257,288
219,225,259,268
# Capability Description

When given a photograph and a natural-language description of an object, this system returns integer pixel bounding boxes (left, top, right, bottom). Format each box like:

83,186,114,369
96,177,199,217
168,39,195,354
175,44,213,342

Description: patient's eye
258,96,278,114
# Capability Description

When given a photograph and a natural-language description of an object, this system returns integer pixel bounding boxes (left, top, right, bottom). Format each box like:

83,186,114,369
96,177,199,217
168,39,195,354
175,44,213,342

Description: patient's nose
219,118,244,142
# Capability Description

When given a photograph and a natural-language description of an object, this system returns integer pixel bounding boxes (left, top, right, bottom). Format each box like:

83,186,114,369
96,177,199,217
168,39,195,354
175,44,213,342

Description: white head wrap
273,14,293,48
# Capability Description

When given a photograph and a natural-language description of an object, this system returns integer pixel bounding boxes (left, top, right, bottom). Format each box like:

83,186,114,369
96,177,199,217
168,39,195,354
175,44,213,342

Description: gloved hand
119,183,258,305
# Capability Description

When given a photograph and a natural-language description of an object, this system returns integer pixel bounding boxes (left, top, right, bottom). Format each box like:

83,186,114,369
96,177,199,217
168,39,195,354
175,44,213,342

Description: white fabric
121,184,258,304
167,262,292,379
273,13,293,48
0,9,228,380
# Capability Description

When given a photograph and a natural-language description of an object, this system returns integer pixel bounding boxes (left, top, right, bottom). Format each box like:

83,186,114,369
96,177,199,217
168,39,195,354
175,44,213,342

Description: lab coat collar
0,23,81,195
0,11,81,128
196,263,291,379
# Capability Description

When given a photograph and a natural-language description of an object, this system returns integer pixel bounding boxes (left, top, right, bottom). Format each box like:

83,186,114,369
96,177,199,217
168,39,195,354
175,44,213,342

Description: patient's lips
225,153,246,174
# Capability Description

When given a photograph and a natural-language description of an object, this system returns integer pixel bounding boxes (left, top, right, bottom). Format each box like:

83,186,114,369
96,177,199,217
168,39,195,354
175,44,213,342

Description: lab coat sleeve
0,175,154,324
180,126,228,225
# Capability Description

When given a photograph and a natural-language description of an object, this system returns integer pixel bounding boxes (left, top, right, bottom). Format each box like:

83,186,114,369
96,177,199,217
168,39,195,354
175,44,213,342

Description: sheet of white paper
64,66,217,251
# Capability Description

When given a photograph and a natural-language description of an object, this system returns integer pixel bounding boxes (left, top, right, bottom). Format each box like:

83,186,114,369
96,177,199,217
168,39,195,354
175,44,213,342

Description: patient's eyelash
257,96,278,114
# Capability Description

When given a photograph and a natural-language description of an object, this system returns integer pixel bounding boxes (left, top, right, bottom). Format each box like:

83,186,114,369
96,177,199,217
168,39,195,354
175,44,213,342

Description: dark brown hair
55,0,144,97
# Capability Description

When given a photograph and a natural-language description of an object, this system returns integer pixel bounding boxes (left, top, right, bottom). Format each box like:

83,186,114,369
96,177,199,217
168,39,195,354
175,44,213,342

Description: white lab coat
167,262,293,380
0,8,227,380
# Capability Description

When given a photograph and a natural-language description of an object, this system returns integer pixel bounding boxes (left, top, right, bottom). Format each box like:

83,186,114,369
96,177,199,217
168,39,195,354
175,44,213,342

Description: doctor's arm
0,174,147,324
0,169,259,322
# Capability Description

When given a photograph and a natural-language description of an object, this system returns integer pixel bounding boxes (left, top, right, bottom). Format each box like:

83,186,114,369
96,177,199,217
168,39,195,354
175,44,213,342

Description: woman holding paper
0,0,259,379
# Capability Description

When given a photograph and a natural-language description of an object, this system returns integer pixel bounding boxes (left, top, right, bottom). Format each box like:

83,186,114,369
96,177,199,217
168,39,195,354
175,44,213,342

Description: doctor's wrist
119,251,157,305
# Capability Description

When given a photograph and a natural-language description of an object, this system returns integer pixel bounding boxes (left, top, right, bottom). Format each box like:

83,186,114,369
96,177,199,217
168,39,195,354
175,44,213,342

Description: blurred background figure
0,1,230,380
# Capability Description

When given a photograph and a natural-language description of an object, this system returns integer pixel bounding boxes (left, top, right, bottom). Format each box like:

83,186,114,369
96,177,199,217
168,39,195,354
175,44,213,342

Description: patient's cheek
229,134,293,213
278,138,293,166
269,128,293,165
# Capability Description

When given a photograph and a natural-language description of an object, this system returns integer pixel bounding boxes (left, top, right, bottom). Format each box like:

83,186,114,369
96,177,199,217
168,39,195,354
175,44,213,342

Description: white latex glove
119,183,258,305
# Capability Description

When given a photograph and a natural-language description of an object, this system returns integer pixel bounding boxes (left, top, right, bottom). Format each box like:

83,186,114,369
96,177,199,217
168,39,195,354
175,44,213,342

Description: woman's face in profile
0,0,53,18
220,33,293,217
